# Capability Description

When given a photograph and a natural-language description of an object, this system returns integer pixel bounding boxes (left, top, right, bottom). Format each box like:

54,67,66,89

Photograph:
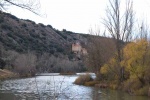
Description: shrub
56,47,64,53
84,81,100,86
0,17,4,23
109,83,118,90
0,69,18,80
49,49,55,54
123,78,142,94
135,86,149,96
74,74,93,85
0,58,6,69
1,24,12,30
30,33,39,38
39,23,45,27
8,14,18,21
21,23,27,27
13,53,37,77
68,54,74,60
47,25,53,28
41,32,46,36
62,29,67,32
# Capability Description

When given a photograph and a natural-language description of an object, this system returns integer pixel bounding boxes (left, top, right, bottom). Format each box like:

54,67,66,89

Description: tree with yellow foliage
100,39,150,93
103,0,134,82
123,39,150,85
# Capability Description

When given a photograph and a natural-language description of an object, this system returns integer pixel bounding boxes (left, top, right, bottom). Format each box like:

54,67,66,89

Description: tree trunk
116,40,124,82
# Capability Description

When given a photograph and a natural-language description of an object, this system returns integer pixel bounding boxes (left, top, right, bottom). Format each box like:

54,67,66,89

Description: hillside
0,11,118,77
0,11,88,55
0,11,93,74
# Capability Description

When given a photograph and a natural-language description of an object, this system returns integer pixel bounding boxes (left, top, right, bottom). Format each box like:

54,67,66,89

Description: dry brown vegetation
84,36,116,80
84,81,100,86
0,41,86,79
74,74,93,85
0,69,18,80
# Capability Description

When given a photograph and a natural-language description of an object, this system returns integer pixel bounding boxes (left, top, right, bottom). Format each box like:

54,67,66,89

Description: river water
0,74,149,100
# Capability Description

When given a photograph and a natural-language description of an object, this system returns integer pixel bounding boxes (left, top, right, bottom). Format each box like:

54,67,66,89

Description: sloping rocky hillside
0,11,88,55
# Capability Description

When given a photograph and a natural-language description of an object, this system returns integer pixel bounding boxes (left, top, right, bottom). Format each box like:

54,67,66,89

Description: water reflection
91,88,149,100
0,75,149,100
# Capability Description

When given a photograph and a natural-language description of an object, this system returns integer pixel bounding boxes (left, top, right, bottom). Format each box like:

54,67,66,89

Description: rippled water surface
0,74,149,100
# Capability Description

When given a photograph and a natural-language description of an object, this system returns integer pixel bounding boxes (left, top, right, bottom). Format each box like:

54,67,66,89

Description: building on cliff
72,42,87,60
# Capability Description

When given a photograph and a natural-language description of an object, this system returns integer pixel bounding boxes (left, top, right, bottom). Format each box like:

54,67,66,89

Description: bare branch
102,0,134,82
0,0,41,15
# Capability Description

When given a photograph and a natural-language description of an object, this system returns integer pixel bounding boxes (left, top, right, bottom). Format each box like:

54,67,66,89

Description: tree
2,50,19,70
122,39,150,84
103,0,134,82
0,44,6,69
0,0,40,68
85,36,116,79
137,20,150,40
0,0,41,15
0,58,5,69
14,52,37,76
121,39,150,95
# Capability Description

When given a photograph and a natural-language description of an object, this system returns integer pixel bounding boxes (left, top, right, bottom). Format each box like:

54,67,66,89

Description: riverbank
59,72,76,75
74,74,150,97
0,69,18,80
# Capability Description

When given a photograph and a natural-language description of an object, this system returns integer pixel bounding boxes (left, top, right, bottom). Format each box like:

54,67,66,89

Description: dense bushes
99,39,150,95
0,58,6,69
74,74,93,85
47,25,53,28
21,23,27,27
13,53,37,77
6,13,19,21
0,48,85,77
0,15,4,23
1,23,12,30
36,54,85,73
84,81,100,86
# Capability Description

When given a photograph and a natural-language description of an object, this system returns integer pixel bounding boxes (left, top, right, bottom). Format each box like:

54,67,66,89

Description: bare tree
137,20,150,40
3,50,19,70
85,36,116,80
14,52,37,76
0,0,41,15
103,0,134,82
36,54,82,73
0,44,6,69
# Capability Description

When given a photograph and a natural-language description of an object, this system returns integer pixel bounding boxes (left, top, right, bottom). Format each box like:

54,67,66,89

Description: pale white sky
6,0,150,34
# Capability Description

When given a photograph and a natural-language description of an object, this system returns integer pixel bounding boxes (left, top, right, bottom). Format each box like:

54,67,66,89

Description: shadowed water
0,74,149,100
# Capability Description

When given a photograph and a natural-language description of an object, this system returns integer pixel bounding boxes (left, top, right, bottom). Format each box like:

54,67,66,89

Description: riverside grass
74,74,93,85
0,69,18,80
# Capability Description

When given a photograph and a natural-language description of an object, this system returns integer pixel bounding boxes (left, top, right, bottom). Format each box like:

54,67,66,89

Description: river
0,74,149,100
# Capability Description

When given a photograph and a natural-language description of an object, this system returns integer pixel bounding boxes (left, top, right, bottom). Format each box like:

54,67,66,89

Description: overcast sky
6,0,150,34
